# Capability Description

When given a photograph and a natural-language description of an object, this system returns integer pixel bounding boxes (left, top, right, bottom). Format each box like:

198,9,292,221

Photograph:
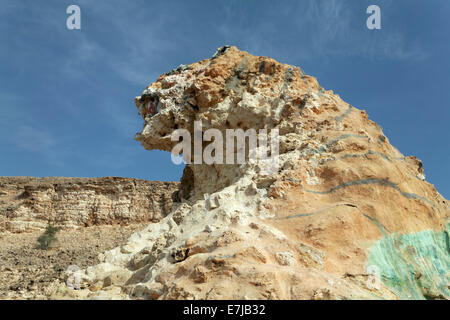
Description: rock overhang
132,46,321,154
60,46,450,300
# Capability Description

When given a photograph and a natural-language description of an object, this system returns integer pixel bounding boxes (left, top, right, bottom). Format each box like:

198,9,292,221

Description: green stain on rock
368,223,450,299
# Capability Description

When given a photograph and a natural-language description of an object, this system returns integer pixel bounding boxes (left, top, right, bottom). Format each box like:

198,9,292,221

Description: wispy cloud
215,0,427,62
302,0,427,61
56,0,174,85
13,125,57,153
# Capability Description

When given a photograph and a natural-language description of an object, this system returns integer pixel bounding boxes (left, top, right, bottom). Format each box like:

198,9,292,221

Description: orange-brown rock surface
54,46,449,300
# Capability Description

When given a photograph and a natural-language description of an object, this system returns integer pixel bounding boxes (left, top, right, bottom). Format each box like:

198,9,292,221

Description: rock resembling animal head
133,46,320,154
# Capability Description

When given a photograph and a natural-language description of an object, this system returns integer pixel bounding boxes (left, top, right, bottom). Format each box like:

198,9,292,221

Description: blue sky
0,0,448,198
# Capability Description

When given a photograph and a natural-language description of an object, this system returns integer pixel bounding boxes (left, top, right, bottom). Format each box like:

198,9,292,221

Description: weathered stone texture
0,177,179,233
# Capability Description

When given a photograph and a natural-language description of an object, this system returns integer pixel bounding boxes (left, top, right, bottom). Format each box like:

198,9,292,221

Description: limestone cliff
0,177,179,233
64,46,449,300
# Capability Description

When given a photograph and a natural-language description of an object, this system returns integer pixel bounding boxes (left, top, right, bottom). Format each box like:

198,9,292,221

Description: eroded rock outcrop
0,177,178,233
70,46,449,300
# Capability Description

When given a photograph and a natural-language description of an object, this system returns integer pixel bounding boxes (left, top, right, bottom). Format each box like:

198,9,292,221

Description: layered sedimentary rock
70,46,449,300
0,177,178,233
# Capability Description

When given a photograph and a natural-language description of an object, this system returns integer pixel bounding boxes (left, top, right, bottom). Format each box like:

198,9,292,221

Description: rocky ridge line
0,177,179,233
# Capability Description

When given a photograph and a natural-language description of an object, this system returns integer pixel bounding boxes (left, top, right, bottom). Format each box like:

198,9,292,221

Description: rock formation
59,46,448,300
0,177,178,233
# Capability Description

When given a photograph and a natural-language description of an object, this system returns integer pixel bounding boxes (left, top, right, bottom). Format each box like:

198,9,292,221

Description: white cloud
59,1,174,85
215,0,427,62
302,0,427,61
13,125,57,153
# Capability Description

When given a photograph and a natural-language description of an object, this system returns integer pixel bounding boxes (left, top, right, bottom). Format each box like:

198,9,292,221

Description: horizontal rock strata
0,177,179,233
